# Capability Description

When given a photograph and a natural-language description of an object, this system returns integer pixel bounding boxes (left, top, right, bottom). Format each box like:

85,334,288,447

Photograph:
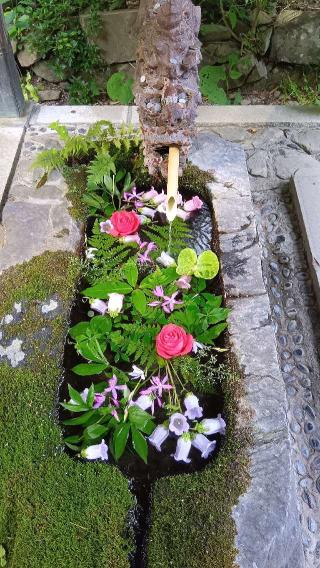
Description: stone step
292,166,320,307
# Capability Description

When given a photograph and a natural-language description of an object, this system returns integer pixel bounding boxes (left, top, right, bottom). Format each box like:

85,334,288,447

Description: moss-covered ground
0,251,134,568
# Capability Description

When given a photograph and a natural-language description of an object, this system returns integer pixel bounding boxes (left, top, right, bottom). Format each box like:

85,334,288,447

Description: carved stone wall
134,0,202,177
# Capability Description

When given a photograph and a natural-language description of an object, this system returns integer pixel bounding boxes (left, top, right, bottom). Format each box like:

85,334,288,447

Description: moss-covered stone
0,252,134,567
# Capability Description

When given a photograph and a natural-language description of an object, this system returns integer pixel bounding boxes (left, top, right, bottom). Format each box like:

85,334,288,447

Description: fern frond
32,149,64,174
86,153,115,186
49,121,70,142
142,218,191,258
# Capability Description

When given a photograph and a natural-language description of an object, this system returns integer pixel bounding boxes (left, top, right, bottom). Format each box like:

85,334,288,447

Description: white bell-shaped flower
201,414,226,435
173,435,192,464
148,424,169,451
81,440,108,461
192,433,216,459
184,393,203,420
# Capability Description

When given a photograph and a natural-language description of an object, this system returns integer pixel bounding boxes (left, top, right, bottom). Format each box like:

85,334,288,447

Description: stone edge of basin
291,166,320,310
28,103,320,126
190,131,305,568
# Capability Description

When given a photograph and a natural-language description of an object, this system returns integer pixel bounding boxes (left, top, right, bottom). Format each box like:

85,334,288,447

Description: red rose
156,323,194,360
109,211,140,237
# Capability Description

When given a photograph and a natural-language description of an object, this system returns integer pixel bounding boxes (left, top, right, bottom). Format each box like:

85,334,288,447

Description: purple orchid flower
138,241,157,265
93,393,106,409
104,375,126,406
141,375,172,408
148,287,183,313
123,187,144,208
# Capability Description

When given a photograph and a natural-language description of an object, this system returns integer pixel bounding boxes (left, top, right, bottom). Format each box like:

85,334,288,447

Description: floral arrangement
62,185,228,465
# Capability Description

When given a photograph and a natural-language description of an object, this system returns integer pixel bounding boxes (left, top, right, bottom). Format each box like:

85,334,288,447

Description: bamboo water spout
166,146,179,222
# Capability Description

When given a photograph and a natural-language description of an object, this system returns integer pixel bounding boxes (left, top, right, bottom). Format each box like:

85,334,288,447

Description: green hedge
0,252,134,567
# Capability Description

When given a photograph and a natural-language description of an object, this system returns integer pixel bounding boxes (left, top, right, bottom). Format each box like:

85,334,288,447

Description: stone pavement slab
292,166,320,307
0,124,27,204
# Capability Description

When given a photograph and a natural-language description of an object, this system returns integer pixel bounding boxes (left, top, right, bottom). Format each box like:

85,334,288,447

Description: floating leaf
176,248,197,276
194,251,220,280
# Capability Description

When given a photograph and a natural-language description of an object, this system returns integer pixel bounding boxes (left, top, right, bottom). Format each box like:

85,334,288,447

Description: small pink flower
141,188,158,201
183,196,203,212
176,275,192,289
138,241,157,265
93,393,106,408
176,209,190,221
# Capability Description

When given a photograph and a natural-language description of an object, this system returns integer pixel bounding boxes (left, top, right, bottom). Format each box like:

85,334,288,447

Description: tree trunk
134,0,202,177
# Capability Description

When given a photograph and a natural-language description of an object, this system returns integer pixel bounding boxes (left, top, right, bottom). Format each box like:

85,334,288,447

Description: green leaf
228,6,238,29
85,423,110,439
139,267,178,289
207,307,230,325
114,422,130,460
122,262,138,287
106,72,134,105
83,280,132,298
131,425,148,464
68,385,85,406
62,410,97,426
64,434,82,444
72,362,108,376
198,322,228,343
90,315,112,335
61,402,88,413
77,339,107,363
194,251,220,280
131,289,147,315
176,248,197,276
69,321,89,340
128,405,154,430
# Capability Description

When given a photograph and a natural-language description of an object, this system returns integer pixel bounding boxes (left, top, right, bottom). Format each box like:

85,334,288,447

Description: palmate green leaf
114,422,131,460
72,362,108,376
131,425,148,464
82,280,133,298
131,289,147,315
197,322,228,344
207,307,230,325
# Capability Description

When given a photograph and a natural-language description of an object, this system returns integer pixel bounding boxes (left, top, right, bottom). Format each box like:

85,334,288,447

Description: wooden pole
0,6,25,117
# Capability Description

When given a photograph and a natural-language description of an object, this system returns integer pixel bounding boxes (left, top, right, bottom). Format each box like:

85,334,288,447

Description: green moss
64,165,89,221
148,363,250,568
179,163,215,199
0,252,134,567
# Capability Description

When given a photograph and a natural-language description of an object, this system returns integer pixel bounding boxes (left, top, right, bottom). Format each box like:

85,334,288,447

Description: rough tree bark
134,0,202,178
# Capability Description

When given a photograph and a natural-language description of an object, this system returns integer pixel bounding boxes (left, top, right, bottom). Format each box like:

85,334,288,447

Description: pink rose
183,196,203,212
103,211,140,237
156,323,193,360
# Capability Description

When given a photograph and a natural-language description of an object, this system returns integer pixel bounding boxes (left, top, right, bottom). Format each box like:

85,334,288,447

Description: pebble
296,271,309,281
276,235,286,243
316,476,320,494
284,281,293,290
271,287,281,298
282,268,291,278
302,490,315,509
281,350,291,360
293,348,304,358
302,446,310,459
293,334,303,344
290,420,301,433
271,274,280,285
282,363,293,373
279,254,290,264
297,363,310,375
300,377,312,389
286,308,297,318
314,541,320,559
269,261,279,272
286,386,296,397
296,459,307,475
273,305,282,316
304,405,316,420
3,314,13,325
311,457,320,472
307,517,318,533
278,335,287,346
310,438,320,451
287,320,297,332
300,477,313,489
285,297,295,307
